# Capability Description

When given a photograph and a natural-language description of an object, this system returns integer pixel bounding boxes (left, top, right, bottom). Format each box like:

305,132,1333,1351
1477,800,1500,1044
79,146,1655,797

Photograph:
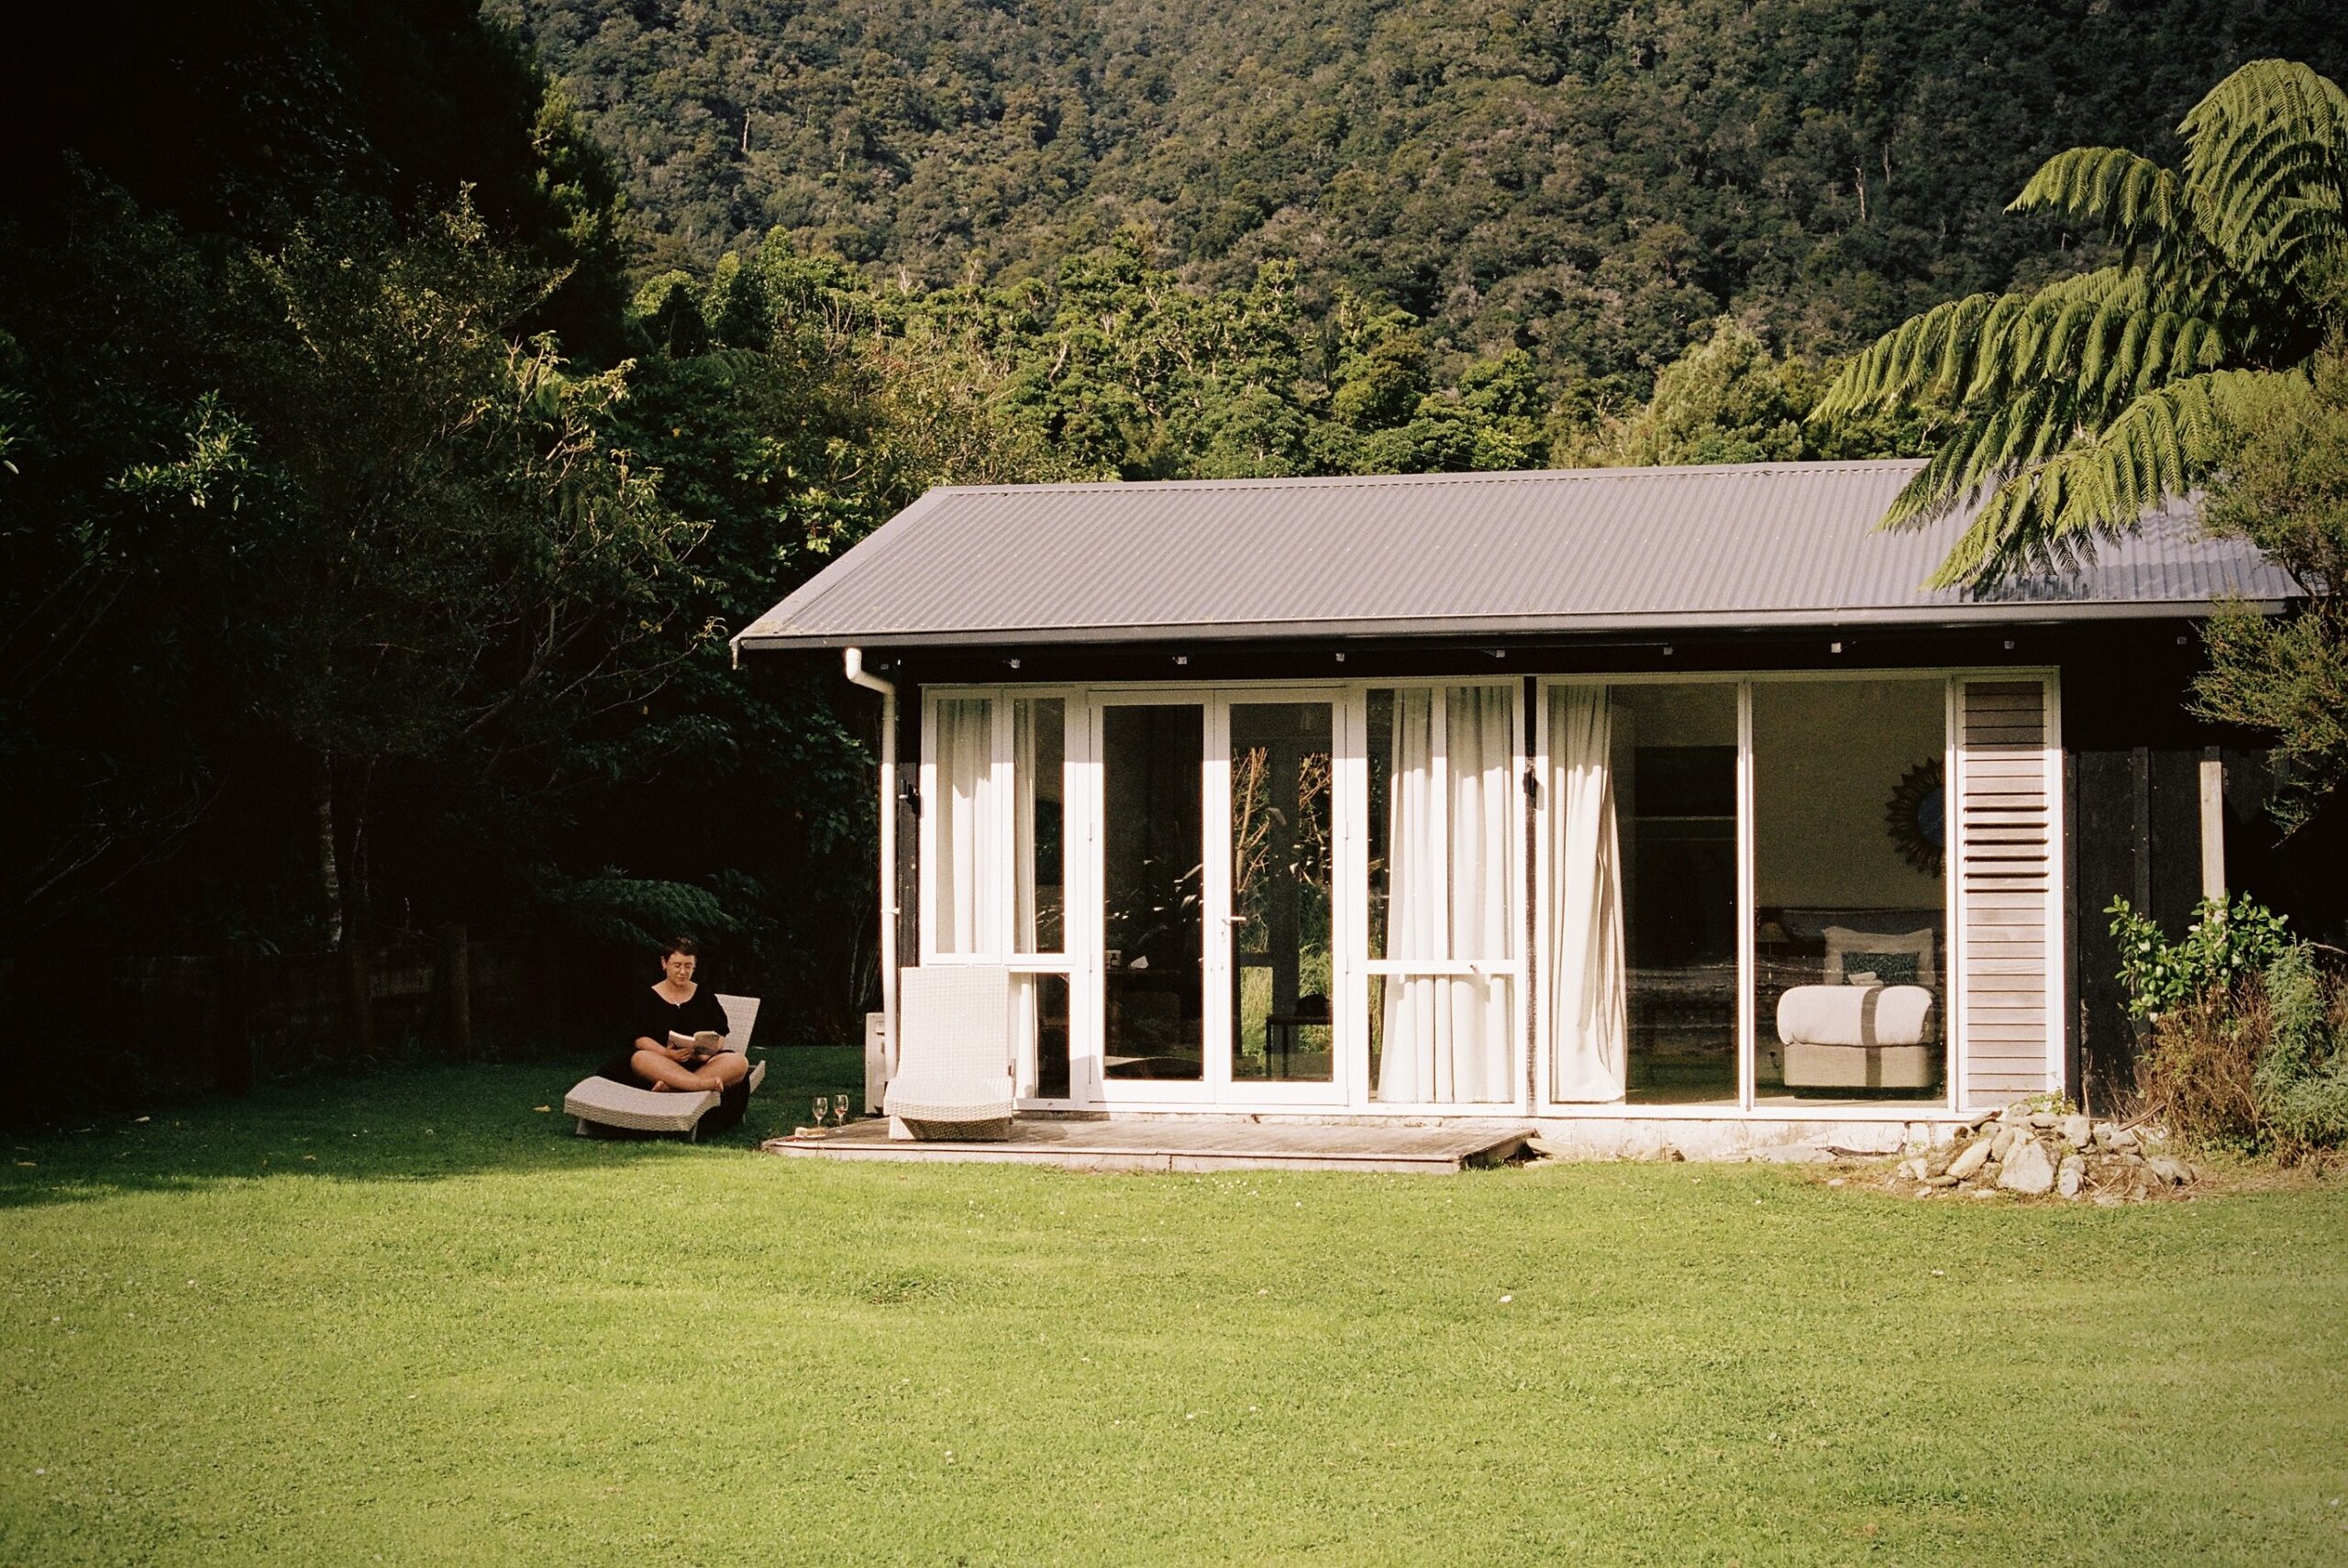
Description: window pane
1615,683,1739,1104
1231,701,1334,1083
1368,975,1514,1103
1754,679,1947,1106
933,697,999,955
1102,705,1205,1081
1014,972,1071,1099
1013,698,1065,955
1368,685,1518,1103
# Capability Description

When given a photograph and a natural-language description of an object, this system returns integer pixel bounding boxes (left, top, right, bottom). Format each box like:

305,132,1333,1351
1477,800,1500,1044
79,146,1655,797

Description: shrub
2254,947,2348,1162
2108,894,2296,1021
2132,936,2348,1164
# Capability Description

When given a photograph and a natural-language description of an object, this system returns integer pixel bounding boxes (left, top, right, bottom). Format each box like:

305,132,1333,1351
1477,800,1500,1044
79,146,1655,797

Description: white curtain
1546,686,1627,1100
1378,686,1514,1103
934,698,1004,954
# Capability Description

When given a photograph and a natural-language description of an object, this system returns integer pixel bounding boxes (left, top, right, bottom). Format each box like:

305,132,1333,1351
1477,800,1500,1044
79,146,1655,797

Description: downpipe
843,647,899,1077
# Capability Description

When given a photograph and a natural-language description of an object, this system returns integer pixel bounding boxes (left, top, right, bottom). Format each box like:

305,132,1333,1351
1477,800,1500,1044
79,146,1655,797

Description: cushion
1823,924,1935,990
1777,983,1935,1047
1839,950,1921,986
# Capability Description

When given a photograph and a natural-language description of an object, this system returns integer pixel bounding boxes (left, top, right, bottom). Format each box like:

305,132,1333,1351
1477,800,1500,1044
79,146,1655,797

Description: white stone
1989,1128,2016,1161
2057,1155,2085,1198
1998,1138,2057,1195
2060,1115,2092,1147
2091,1121,2118,1149
2147,1155,2193,1186
1946,1138,1992,1181
2028,1111,2059,1130
2110,1125,2141,1151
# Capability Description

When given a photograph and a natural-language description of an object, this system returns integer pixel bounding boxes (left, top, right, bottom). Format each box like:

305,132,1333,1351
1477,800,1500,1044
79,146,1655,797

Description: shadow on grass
0,1049,866,1209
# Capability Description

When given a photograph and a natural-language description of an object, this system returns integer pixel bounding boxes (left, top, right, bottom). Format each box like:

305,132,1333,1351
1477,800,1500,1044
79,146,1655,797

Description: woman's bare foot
648,1080,672,1092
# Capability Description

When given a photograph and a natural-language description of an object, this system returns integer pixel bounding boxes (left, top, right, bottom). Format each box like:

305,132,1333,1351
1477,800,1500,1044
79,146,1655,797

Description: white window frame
1530,669,1998,1121
1350,676,1530,1114
917,686,1085,1107
915,667,2059,1121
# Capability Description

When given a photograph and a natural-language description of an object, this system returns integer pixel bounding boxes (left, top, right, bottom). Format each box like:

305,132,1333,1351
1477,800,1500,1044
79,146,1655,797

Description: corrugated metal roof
734,460,2297,651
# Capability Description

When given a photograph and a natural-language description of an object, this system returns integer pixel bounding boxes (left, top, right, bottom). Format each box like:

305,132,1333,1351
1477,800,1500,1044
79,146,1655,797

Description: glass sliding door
922,689,1076,1102
1364,685,1521,1106
1012,697,1070,1099
1751,679,1948,1106
1101,703,1207,1084
1618,684,1742,1103
1228,701,1336,1086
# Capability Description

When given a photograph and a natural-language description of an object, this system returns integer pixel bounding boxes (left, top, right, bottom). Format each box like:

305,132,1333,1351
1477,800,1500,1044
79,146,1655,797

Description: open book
669,1030,729,1059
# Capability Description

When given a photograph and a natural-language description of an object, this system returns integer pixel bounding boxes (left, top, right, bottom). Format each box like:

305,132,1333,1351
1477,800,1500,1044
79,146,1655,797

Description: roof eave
734,596,2289,654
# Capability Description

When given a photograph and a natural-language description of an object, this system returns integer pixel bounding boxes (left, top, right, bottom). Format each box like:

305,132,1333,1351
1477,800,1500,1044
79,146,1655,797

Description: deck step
762,1120,1533,1175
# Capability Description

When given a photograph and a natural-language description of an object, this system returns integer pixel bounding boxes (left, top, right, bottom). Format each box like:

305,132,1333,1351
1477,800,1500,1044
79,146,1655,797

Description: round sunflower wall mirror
1884,756,1945,878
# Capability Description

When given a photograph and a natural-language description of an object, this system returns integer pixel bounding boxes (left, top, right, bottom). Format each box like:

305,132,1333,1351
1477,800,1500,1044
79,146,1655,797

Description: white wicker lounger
565,993,764,1140
883,966,1015,1140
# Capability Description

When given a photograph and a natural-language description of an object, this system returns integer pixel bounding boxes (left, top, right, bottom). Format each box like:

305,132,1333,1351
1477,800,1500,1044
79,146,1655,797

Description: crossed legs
630,1049,750,1094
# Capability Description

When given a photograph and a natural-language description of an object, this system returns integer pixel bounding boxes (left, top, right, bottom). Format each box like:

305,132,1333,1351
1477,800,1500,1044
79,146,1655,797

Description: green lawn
4,1056,2345,1565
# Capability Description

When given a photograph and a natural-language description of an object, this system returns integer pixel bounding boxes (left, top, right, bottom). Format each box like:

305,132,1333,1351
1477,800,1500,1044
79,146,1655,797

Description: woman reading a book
599,936,751,1100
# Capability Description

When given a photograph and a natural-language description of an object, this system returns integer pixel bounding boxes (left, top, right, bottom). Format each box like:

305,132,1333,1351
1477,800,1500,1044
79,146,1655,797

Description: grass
4,1054,2346,1565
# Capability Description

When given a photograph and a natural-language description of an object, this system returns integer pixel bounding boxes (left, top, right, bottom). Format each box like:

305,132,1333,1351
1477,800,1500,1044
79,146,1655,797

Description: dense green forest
498,0,2348,399
4,2,2342,1043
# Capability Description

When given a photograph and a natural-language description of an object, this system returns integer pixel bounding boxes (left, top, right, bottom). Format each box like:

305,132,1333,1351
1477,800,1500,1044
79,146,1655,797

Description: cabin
735,460,2302,1154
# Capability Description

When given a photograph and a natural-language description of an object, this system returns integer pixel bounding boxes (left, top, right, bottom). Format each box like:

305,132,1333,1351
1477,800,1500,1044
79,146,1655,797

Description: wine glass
811,1095,828,1129
834,1093,851,1126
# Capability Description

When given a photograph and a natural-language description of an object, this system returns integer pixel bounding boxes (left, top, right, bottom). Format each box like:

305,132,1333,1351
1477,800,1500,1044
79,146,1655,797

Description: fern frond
1812,293,1995,417
2010,147,2190,244
1926,369,2294,587
2180,60,2348,293
1880,383,2077,529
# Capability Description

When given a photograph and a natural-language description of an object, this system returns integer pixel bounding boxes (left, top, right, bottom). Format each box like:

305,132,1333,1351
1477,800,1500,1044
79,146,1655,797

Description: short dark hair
661,935,699,959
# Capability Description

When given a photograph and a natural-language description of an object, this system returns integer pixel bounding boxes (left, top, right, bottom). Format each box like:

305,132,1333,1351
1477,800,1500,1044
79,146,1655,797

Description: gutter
843,647,899,1077
734,597,2293,653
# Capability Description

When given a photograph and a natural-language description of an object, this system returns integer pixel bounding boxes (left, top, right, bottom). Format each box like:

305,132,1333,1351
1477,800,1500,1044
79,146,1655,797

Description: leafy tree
1815,60,2348,585
2191,338,2348,833
1554,316,1932,468
84,200,702,946
504,0,2348,397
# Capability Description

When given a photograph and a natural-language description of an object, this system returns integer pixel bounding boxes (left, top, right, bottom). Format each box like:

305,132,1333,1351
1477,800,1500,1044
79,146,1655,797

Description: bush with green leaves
2119,895,2348,1159
2253,946,2348,1160
2108,893,2297,1021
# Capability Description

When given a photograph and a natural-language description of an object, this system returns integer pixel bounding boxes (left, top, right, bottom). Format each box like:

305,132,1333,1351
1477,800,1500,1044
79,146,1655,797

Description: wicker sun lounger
883,966,1015,1140
565,993,765,1140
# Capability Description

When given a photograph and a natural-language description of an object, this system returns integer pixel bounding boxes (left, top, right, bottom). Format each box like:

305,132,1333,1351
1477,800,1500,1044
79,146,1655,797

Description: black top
626,984,730,1050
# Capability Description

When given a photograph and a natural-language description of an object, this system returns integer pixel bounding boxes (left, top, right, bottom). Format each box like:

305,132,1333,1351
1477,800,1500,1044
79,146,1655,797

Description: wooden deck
761,1118,1534,1175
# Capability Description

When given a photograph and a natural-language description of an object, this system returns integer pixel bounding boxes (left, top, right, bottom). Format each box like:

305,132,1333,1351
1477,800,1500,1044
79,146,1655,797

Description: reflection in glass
1753,679,1946,1104
1015,972,1071,1099
1102,705,1205,1080
1614,683,1739,1104
1230,702,1335,1082
1013,698,1065,954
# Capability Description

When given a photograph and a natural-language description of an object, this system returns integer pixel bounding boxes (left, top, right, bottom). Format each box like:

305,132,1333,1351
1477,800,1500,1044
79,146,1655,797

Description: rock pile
1888,1104,2198,1203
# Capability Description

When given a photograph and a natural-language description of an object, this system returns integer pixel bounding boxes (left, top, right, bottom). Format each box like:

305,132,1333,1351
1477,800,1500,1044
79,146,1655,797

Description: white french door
1086,689,1350,1108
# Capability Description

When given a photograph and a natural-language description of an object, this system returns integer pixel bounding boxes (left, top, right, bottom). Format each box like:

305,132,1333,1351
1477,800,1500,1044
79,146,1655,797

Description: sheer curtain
934,698,1004,955
1378,686,1514,1103
1546,685,1627,1100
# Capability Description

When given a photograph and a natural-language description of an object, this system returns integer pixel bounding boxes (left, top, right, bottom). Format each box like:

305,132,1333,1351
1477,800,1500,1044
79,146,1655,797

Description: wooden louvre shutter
1957,680,2057,1104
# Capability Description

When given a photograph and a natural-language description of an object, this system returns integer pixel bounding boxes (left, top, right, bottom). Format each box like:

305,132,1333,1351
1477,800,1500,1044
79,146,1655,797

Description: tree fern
1929,370,2299,585
1819,59,2347,587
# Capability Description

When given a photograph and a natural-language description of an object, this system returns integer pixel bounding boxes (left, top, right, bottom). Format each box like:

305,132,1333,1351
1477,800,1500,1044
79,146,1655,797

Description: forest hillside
498,0,2348,397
